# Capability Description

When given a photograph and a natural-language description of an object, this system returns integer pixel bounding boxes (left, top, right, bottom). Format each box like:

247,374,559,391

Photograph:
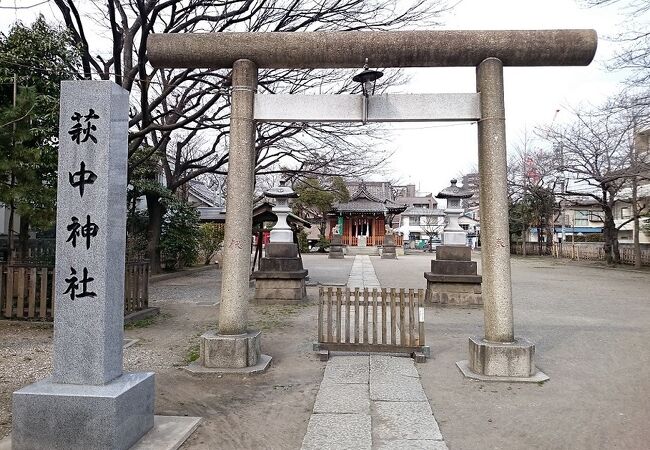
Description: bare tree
583,1,649,81
50,0,455,271
420,215,443,252
539,95,649,265
507,130,560,255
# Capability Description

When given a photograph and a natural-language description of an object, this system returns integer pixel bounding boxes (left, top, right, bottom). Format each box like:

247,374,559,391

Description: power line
0,0,50,10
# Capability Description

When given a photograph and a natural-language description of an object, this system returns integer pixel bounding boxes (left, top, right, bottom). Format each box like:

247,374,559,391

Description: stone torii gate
149,30,597,380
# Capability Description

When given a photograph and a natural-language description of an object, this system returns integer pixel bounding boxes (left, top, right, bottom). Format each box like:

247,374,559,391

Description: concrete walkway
301,355,447,450
347,255,381,289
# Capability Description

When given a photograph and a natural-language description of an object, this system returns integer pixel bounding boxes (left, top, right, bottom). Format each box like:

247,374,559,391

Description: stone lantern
265,181,298,244
252,181,308,304
436,179,473,246
424,179,482,307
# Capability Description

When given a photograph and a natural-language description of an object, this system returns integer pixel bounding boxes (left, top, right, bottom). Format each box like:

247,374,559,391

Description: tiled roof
333,181,407,214
402,207,444,216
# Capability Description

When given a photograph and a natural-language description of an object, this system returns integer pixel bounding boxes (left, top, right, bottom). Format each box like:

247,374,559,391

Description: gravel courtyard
1,254,648,449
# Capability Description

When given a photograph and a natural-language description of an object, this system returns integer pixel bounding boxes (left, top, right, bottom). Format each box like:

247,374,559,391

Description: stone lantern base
253,243,308,304
329,234,345,259
381,234,397,259
424,245,482,306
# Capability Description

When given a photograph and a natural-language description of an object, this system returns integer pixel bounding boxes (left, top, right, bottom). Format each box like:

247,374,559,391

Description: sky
382,0,629,196
0,0,634,198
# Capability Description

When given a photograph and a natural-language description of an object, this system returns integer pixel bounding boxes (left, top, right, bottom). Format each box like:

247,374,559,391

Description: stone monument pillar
425,180,482,306
456,58,547,382
190,59,271,374
12,81,155,449
253,182,308,304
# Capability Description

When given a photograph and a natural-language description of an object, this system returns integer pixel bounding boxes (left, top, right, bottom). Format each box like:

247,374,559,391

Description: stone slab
12,372,154,450
253,268,308,279
373,401,443,441
2,415,202,450
424,273,482,284
456,360,549,383
436,245,471,261
259,257,305,272
469,336,536,377
426,289,483,306
132,416,202,450
200,330,261,369
313,383,370,414
375,440,448,450
185,354,272,375
265,242,299,258
321,355,370,384
301,414,371,450
370,379,428,402
370,355,419,379
369,356,427,401
430,260,477,275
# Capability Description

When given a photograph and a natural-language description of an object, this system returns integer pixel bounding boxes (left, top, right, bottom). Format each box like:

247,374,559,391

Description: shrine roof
332,182,407,214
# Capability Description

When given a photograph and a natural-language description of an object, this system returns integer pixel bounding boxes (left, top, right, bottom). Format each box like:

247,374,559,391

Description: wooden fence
340,235,404,247
550,244,650,266
511,242,650,266
315,287,429,361
0,261,150,321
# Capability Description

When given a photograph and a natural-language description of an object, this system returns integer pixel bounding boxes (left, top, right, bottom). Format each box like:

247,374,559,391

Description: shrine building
328,182,407,249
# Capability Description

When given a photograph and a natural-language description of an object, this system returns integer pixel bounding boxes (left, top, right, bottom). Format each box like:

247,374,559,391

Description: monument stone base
185,330,271,375
12,372,155,450
425,245,482,306
456,336,549,382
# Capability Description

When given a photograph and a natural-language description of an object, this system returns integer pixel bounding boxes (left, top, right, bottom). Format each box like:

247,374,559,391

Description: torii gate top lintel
148,29,597,69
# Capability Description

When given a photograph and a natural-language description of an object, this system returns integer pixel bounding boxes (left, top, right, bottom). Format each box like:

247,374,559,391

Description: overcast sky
383,0,629,196
0,0,634,198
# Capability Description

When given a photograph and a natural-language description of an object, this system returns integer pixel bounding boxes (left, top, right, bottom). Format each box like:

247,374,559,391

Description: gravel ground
1,257,649,449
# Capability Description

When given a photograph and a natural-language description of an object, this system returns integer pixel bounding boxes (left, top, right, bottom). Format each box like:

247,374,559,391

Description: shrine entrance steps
345,246,380,256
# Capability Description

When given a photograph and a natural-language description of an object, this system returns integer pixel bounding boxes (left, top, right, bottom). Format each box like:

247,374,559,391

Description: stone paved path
301,355,448,450
347,255,381,289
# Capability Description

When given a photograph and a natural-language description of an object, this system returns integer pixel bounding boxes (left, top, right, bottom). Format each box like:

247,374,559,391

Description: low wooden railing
124,261,150,315
315,287,429,361
338,235,404,247
0,261,150,321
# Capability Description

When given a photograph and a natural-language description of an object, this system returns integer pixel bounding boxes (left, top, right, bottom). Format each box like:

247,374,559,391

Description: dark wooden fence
315,287,429,361
0,261,150,321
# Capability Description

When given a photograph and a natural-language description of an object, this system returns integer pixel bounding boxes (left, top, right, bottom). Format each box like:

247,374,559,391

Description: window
574,210,590,227
620,207,631,220
409,216,419,226
460,224,470,230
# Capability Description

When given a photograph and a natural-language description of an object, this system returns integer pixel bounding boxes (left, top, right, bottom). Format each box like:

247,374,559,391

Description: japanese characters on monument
53,81,130,385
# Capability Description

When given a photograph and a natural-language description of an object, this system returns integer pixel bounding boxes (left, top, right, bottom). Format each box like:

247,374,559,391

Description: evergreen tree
0,16,80,259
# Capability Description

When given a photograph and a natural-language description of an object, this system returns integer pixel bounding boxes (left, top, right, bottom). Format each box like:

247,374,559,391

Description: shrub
298,230,310,253
198,223,225,265
317,235,330,252
160,199,200,269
